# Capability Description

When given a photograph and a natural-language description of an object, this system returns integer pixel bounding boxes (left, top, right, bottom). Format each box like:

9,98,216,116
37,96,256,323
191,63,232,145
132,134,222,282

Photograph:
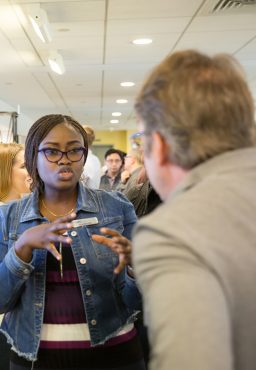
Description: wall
0,99,33,143
94,129,136,153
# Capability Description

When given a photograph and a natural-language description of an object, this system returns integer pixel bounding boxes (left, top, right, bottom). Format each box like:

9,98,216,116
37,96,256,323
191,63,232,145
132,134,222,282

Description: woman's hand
14,213,76,263
92,228,132,274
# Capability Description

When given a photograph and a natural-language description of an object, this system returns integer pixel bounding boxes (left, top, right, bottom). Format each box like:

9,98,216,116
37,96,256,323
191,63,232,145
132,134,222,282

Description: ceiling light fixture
48,52,65,75
120,82,135,87
28,5,52,43
116,99,128,104
112,112,122,117
110,119,119,124
132,38,152,45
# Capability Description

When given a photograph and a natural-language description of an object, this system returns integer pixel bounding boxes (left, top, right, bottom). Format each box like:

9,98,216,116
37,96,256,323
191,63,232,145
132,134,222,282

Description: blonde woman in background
0,143,30,204
0,142,31,370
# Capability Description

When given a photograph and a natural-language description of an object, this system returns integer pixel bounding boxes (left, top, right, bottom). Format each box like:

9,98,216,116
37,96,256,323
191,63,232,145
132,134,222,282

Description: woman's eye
70,148,81,154
45,149,59,155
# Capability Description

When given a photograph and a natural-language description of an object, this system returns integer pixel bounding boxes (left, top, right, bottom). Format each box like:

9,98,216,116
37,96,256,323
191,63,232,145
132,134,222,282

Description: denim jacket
0,183,141,361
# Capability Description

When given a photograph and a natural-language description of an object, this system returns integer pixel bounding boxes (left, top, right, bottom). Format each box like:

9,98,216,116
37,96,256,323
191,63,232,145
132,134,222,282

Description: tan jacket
134,147,256,370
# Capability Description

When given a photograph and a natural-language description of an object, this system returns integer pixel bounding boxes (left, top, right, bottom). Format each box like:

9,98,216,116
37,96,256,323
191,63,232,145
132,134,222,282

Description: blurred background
0,0,256,160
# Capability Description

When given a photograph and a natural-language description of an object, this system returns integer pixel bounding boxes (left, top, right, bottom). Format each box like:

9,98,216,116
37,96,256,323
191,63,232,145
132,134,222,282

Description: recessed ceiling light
112,112,122,117
120,82,135,87
132,38,152,45
110,119,119,124
116,99,128,104
58,28,70,32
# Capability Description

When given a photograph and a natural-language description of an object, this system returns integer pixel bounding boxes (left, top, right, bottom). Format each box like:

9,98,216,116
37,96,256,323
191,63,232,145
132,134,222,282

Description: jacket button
86,289,92,296
80,258,87,264
91,319,97,326
34,303,43,308
71,231,77,237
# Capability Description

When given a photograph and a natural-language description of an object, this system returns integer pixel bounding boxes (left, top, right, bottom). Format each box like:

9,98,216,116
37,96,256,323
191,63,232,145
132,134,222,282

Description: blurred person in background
0,142,31,370
0,143,30,204
118,148,143,193
81,125,101,189
100,148,125,191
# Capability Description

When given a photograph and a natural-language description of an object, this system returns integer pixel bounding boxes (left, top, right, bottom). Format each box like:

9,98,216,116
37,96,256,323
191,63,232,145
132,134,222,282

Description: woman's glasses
38,147,87,163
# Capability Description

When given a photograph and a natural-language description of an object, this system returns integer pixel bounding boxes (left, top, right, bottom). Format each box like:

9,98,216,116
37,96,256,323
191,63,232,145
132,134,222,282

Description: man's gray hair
135,50,255,169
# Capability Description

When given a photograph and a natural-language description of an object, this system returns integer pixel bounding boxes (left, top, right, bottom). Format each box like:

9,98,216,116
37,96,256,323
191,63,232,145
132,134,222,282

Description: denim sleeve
113,192,142,311
0,209,34,314
112,191,137,239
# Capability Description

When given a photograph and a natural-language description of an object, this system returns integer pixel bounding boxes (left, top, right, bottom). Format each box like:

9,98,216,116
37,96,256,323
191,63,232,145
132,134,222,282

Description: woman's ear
151,131,170,166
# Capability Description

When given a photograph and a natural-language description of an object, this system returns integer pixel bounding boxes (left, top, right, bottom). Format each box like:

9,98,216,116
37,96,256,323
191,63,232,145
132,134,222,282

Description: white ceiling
0,0,256,135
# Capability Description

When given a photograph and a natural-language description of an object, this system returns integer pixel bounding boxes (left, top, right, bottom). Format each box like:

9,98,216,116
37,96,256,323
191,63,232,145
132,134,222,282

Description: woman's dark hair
25,114,88,193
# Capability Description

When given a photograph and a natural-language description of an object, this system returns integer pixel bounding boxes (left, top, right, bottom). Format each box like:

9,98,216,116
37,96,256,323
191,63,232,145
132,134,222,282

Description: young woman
0,143,30,203
0,114,144,370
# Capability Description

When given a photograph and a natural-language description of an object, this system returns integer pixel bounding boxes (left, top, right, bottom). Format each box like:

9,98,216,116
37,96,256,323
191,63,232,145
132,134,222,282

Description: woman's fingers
46,242,61,260
91,234,113,247
52,213,76,224
49,221,73,234
114,259,127,274
99,227,122,238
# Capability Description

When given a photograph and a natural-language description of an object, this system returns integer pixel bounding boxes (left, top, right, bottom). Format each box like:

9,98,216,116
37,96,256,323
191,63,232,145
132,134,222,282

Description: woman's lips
58,168,74,181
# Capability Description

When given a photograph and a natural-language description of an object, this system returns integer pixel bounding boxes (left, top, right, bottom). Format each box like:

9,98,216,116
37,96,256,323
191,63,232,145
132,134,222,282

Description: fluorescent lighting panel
48,52,65,75
28,6,52,43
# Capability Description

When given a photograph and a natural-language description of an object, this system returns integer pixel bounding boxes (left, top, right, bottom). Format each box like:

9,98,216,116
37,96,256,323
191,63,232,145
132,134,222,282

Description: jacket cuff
4,246,34,279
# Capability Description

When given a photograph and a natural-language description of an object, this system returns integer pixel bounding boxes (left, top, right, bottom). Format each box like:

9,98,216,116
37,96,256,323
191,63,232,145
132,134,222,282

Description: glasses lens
106,159,122,164
44,149,62,162
67,148,85,162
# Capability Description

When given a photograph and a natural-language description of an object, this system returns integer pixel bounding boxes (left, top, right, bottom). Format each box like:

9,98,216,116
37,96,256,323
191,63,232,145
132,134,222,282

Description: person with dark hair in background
100,148,125,191
0,114,145,370
81,125,101,189
132,50,256,370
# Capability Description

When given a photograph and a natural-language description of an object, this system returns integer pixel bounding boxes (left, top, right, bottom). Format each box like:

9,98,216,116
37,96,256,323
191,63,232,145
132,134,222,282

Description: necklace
41,199,75,217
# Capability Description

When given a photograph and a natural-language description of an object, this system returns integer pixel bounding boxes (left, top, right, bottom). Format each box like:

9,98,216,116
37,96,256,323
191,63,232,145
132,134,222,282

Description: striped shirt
11,242,143,369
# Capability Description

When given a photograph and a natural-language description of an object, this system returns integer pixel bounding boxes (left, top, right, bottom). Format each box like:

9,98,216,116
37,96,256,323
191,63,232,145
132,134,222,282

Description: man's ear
152,131,170,166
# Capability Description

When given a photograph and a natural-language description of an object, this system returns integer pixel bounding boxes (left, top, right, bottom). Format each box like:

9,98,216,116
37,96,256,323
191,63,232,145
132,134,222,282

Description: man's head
104,148,124,177
134,50,255,199
124,148,143,173
135,50,255,170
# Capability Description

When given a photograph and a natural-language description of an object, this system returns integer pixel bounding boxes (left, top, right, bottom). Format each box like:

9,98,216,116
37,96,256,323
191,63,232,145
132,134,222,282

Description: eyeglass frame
37,147,87,163
105,158,122,164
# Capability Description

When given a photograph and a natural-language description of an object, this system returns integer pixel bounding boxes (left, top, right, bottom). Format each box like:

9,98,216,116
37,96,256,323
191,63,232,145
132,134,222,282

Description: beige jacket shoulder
133,147,256,370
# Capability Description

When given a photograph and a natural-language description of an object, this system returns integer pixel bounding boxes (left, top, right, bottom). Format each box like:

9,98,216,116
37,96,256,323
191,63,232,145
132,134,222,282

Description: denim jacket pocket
86,216,124,260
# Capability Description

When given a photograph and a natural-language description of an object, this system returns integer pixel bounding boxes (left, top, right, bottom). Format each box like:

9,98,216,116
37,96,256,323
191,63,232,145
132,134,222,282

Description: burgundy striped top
11,242,143,369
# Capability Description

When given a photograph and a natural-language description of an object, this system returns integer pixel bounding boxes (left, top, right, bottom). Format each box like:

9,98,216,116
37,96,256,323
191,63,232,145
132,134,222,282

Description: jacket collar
20,182,99,223
167,147,256,203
